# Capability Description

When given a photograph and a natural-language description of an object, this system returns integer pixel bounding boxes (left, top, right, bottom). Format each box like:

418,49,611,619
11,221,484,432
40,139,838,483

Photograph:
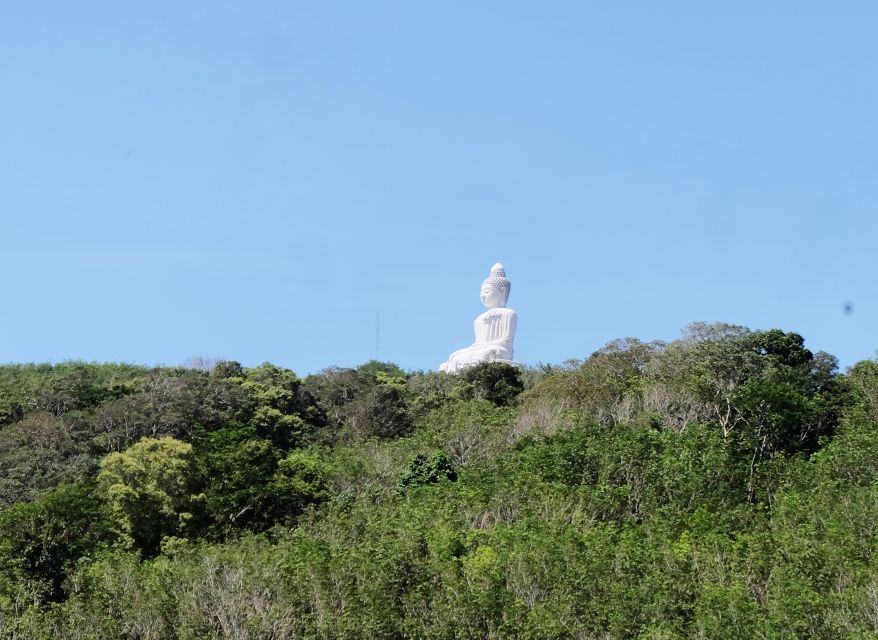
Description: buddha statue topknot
439,263,518,373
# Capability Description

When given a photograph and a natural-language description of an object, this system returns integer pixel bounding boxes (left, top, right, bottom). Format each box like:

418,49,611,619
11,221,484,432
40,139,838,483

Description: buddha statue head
480,263,511,309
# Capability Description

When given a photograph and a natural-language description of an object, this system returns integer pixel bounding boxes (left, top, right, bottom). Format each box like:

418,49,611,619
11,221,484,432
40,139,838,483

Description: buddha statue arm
480,308,516,354
440,344,499,372
446,340,501,359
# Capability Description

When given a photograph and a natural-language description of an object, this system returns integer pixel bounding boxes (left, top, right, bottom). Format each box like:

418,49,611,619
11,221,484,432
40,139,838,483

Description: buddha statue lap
439,263,518,374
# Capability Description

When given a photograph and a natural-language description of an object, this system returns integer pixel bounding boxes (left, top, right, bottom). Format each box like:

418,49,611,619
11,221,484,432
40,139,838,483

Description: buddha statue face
480,283,507,309
479,263,511,309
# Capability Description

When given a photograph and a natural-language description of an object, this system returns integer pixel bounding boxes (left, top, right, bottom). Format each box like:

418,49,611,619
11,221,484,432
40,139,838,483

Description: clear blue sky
1,2,876,374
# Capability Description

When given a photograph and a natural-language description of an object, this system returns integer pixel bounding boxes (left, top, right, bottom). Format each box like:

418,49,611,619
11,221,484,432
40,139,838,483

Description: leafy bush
454,362,524,406
398,451,457,491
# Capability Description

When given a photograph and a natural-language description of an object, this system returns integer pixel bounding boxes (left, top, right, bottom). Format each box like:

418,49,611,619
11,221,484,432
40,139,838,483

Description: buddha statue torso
440,263,518,374
472,307,516,359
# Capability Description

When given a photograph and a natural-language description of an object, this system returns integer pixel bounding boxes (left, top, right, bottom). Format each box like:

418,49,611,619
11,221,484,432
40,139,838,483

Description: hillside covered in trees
1,322,877,639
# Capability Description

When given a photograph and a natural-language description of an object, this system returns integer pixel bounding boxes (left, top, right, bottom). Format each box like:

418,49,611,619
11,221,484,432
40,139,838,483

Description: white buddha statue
439,263,518,373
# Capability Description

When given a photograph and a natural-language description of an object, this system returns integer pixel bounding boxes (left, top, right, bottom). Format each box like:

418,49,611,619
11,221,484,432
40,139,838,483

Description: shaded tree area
1,326,878,639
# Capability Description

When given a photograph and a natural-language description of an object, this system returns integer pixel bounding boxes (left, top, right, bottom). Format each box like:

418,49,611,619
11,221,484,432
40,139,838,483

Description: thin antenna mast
376,312,380,361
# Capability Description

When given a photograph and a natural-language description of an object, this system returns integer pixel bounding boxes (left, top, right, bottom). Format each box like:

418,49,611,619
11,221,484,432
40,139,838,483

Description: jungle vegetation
0,322,877,639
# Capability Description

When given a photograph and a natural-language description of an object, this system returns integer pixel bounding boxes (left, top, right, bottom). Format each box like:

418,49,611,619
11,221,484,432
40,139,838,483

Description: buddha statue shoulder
439,263,518,374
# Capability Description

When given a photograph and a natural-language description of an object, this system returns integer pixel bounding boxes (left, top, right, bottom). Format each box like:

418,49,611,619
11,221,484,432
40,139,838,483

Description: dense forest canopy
0,322,877,639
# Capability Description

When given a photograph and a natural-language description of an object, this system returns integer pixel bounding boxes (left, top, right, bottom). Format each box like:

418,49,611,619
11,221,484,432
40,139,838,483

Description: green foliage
194,427,330,536
0,412,92,509
0,480,112,606
240,362,320,449
356,360,407,382
88,368,253,453
303,361,413,441
195,426,280,534
454,362,525,406
4,333,878,638
272,450,330,513
0,362,145,427
405,370,457,417
399,450,457,490
657,324,843,451
344,384,413,440
98,437,203,555
520,338,659,424
212,359,244,379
